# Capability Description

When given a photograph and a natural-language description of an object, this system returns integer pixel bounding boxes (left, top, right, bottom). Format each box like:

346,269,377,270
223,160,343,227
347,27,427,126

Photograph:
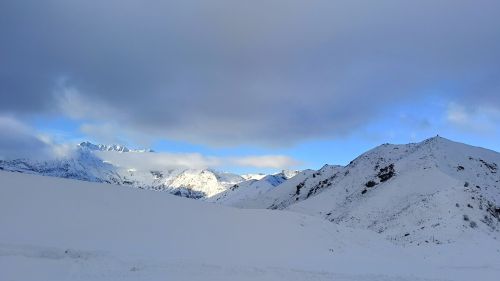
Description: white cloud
0,116,76,160
96,151,299,171
229,155,300,169
446,103,500,134
95,151,220,171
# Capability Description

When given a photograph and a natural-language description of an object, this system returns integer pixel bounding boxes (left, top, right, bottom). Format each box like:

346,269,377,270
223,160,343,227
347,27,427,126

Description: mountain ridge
216,135,500,245
0,143,243,198
79,141,154,153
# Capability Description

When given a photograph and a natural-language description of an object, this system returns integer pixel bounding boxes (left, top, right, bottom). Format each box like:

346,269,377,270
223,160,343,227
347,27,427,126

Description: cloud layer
1,1,499,145
97,151,298,171
0,116,298,170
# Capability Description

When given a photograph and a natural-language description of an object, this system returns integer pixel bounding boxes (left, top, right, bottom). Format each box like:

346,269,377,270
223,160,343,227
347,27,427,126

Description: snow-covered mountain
212,165,342,208
0,142,244,198
0,148,125,185
208,170,300,206
165,169,244,197
291,136,500,245
221,136,500,245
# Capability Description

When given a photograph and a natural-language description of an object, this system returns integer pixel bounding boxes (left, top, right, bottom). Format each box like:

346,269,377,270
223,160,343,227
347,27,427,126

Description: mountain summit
78,141,154,153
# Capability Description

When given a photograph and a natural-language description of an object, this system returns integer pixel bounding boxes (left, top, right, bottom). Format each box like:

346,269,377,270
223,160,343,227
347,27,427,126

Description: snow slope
2,171,500,281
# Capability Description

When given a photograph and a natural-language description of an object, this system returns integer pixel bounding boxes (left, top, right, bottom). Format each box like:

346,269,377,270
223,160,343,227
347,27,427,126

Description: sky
1,0,499,174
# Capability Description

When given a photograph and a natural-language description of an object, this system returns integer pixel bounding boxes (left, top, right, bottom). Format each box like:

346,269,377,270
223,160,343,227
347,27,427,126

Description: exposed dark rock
172,188,205,199
479,159,497,173
295,182,305,195
487,202,500,221
378,164,395,182
150,171,164,178
365,180,377,188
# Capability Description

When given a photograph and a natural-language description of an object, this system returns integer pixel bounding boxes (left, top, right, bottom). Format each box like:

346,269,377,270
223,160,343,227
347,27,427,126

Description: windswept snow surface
1,171,500,280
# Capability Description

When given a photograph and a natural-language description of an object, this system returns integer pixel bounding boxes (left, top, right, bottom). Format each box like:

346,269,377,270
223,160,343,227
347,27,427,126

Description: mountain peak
78,141,153,153
367,135,456,157
420,135,453,145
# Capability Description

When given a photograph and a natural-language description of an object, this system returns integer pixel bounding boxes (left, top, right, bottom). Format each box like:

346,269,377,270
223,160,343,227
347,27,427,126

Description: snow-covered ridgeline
220,136,500,245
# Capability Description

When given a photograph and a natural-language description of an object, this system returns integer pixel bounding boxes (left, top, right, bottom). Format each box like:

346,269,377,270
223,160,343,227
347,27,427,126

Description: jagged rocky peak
79,141,129,152
78,141,153,153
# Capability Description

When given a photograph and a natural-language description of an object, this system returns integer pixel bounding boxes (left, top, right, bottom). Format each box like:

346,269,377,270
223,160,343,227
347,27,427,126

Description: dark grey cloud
1,0,499,145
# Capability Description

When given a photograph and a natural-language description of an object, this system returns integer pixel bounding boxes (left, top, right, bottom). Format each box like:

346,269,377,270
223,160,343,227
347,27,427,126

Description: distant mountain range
0,141,297,199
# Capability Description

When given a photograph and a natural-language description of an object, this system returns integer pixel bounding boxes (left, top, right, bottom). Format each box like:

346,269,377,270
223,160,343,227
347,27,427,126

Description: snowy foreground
1,171,500,280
